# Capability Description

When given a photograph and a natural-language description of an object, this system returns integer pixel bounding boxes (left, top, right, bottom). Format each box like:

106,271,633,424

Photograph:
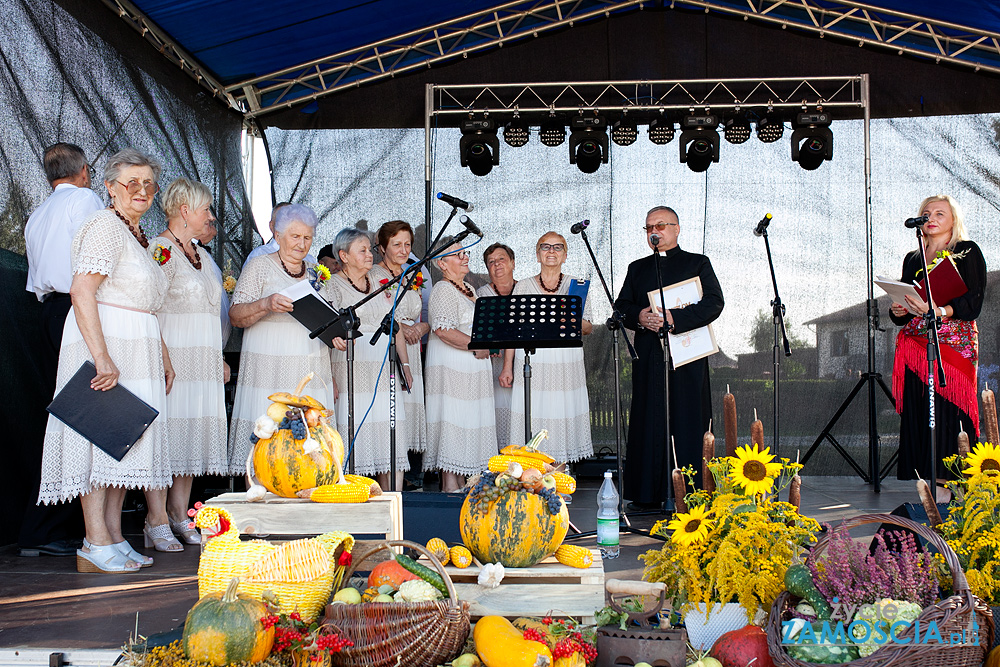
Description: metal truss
429,75,865,121
99,0,240,111
229,0,1000,118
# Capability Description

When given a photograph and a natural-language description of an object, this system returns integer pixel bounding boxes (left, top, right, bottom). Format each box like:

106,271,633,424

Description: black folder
47,361,159,462
280,281,349,347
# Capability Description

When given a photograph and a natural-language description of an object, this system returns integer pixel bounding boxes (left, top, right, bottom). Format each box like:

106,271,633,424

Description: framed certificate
647,276,720,368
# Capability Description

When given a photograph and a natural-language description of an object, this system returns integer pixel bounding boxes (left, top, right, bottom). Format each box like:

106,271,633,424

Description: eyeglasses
644,222,678,233
538,243,565,252
116,180,159,195
446,250,469,259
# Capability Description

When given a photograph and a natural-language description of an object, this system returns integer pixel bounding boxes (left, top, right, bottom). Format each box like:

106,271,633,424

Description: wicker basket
324,540,471,667
766,513,994,667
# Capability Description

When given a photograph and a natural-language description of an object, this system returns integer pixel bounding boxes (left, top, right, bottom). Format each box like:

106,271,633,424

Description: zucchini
395,553,449,598
784,563,833,619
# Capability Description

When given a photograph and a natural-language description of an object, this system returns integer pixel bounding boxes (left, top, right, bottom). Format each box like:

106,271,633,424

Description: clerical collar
656,245,681,257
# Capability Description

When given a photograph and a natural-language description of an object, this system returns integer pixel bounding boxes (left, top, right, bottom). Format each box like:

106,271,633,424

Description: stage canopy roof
93,0,1000,127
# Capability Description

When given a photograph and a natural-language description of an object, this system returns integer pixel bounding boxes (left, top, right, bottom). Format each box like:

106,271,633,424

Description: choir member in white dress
476,243,517,449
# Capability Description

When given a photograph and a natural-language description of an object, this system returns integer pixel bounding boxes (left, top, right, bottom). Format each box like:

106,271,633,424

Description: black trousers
18,293,84,547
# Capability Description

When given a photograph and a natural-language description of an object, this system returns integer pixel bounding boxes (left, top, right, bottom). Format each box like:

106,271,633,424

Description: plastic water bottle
596,471,620,559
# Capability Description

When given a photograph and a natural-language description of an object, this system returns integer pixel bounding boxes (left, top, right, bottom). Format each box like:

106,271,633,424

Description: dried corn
450,545,473,568
554,544,594,569
309,482,370,503
426,537,450,565
488,454,547,473
552,472,577,495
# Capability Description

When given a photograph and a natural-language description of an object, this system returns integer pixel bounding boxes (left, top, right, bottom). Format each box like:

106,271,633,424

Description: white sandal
144,522,184,552
114,540,153,567
77,540,141,573
170,518,201,545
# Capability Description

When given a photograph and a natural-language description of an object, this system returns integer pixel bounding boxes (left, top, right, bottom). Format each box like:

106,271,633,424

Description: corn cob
488,454,547,473
554,544,594,569
309,482,370,503
449,545,473,568
552,472,576,495
426,537,450,565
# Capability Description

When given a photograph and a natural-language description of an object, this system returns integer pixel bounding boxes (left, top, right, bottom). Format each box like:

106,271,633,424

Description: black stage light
679,114,719,172
756,114,785,143
460,118,499,176
647,116,675,145
539,118,566,147
724,113,752,144
610,118,638,146
791,111,833,170
569,115,609,174
503,118,530,148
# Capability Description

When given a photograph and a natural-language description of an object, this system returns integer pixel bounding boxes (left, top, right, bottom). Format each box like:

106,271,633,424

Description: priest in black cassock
614,206,724,509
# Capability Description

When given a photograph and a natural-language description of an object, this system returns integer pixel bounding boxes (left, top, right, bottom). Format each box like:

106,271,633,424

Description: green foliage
748,309,812,352
0,181,32,255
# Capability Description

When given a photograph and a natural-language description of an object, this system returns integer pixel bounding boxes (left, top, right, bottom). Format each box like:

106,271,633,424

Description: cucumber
784,563,833,619
395,553,449,598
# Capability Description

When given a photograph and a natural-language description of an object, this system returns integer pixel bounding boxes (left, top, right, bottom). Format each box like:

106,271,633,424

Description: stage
0,475,918,657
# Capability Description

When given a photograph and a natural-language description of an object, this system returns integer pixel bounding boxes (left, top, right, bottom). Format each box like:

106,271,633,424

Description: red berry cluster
521,628,547,644
552,634,598,662
260,612,352,654
261,614,282,629
315,633,353,652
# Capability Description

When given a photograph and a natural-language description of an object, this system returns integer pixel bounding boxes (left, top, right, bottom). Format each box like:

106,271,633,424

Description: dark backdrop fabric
0,0,252,544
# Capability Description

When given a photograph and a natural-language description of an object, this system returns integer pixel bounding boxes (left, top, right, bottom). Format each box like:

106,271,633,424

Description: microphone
905,214,929,228
650,234,660,249
436,192,474,211
570,219,590,235
460,215,483,238
753,213,772,237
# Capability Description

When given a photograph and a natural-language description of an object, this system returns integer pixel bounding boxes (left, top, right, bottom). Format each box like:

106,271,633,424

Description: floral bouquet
938,442,1000,605
308,264,330,292
222,259,238,294
641,444,820,620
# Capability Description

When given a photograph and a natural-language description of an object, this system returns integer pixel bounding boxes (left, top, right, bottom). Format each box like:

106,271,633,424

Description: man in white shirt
20,143,102,557
242,202,317,269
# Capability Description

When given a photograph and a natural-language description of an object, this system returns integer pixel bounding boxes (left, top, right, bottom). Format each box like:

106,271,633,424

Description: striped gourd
309,482,370,503
449,545,473,568
253,423,345,498
459,489,569,568
554,544,594,569
182,578,274,666
552,472,576,495
489,455,547,473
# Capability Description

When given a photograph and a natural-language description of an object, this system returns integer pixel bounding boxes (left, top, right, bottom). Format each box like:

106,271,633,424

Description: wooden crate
430,549,605,622
204,491,403,541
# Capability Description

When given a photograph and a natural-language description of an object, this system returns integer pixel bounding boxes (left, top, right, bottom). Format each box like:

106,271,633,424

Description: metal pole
861,73,880,492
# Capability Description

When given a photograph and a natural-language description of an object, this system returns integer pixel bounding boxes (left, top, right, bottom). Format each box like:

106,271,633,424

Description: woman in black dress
889,195,986,494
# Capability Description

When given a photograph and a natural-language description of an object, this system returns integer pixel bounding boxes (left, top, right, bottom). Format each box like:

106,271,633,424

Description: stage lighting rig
724,113,752,144
791,111,833,170
539,117,566,147
568,115,609,174
503,117,530,148
756,113,785,143
647,116,675,145
460,118,499,176
679,113,719,172
610,118,638,146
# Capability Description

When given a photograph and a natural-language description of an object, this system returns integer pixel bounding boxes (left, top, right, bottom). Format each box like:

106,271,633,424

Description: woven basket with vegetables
766,513,993,667
324,539,470,667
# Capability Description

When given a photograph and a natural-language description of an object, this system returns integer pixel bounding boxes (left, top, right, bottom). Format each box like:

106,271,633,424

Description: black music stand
470,294,584,441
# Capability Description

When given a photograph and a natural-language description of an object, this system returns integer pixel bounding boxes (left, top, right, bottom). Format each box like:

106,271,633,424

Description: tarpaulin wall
267,113,1000,476
0,0,252,543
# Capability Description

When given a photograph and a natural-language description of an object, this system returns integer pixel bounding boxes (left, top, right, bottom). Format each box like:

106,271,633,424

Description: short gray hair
434,235,461,270
162,178,212,219
274,203,319,234
333,227,371,259
43,143,88,184
104,148,162,184
646,205,678,220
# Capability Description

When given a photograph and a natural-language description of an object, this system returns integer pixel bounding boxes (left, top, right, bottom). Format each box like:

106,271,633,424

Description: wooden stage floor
0,476,919,654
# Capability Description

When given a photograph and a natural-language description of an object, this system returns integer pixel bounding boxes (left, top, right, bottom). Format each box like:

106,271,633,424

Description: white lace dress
328,272,410,475
508,275,594,462
38,209,170,504
476,283,514,449
149,237,228,476
228,255,338,475
424,280,497,475
370,264,426,454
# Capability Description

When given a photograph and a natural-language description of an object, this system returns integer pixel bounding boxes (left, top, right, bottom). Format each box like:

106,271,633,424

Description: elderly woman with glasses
329,227,412,491
499,231,594,463
424,239,497,492
614,205,724,508
38,148,174,573
229,204,338,476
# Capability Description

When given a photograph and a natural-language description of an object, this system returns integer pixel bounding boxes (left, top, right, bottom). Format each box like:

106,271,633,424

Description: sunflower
730,444,783,496
964,442,1000,476
667,505,713,546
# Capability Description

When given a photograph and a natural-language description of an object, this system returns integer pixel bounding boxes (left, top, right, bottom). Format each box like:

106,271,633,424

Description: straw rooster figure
193,505,353,621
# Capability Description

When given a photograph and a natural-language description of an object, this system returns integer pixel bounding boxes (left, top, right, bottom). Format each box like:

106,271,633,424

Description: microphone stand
758,224,792,454
913,227,946,496
651,237,675,512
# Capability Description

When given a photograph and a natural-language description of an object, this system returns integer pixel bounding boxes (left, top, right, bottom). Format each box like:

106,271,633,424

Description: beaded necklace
109,206,149,249
278,255,306,279
448,278,474,298
538,272,563,293
345,271,371,294
167,228,201,270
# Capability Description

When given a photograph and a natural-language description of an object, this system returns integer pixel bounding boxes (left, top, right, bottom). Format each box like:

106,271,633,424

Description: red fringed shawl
892,315,979,437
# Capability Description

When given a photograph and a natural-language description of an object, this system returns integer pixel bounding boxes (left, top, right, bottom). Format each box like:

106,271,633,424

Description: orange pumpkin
367,559,419,589
253,422,345,498
460,489,569,568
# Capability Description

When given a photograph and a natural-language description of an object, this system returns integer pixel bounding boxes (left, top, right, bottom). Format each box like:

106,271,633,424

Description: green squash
182,578,274,665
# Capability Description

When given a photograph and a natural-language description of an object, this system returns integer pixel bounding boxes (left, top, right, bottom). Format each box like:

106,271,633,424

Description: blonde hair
162,177,212,219
536,231,567,251
919,194,968,250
